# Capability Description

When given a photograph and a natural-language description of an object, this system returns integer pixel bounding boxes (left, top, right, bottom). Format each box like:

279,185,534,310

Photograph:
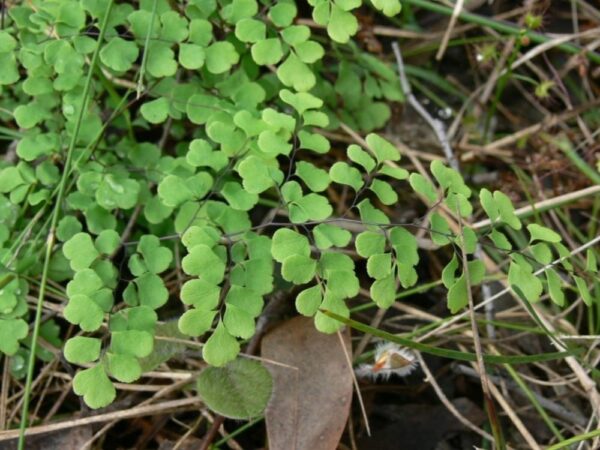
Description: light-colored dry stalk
457,210,504,447
0,397,203,441
336,330,371,436
509,28,600,74
457,343,542,449
455,365,588,427
479,97,600,152
81,375,199,448
0,357,9,429
436,0,465,60
472,185,600,230
172,415,204,450
354,308,387,360
416,352,495,442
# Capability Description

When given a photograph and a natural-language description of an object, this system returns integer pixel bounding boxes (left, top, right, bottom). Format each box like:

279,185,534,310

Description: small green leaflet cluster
420,163,598,313
0,275,29,356
0,0,597,415
178,227,273,366
61,231,172,408
0,192,44,359
308,0,401,43
332,54,404,132
478,192,597,309
0,190,60,366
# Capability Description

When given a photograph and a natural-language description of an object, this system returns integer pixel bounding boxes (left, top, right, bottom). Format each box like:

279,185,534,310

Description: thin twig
436,0,465,60
81,375,198,448
0,357,9,429
110,204,142,260
0,397,202,441
454,365,588,427
416,352,495,441
353,308,387,360
472,185,600,230
530,303,600,419
479,34,516,106
478,97,600,152
509,28,600,75
391,42,459,171
199,416,226,450
457,211,504,448
336,330,370,436
483,360,541,449
172,415,204,450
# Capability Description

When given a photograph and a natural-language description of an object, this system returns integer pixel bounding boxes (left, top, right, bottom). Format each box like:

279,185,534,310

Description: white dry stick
486,372,541,449
454,364,588,427
508,28,600,75
336,330,371,436
479,98,600,152
436,0,465,61
391,42,459,171
0,397,203,441
416,352,494,442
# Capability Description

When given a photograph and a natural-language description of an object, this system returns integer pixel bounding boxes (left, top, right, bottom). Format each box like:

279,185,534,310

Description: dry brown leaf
261,316,353,450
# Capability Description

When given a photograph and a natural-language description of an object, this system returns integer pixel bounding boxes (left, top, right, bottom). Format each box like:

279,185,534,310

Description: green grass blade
322,310,578,364
547,428,600,450
17,2,115,448
503,363,564,441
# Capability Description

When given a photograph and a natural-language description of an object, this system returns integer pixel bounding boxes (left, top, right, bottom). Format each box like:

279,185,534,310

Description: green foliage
202,321,241,366
0,0,597,423
196,358,273,419
64,336,101,364
0,319,28,355
527,224,562,243
73,364,116,409
371,0,402,16
100,37,139,72
310,0,360,43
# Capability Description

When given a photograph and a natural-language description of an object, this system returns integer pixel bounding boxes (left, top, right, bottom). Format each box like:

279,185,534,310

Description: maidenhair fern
0,0,597,423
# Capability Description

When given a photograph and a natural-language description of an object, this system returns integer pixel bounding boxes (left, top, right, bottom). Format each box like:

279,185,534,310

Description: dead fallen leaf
261,316,353,450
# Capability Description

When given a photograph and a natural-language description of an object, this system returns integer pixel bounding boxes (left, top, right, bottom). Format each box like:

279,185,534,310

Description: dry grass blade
436,0,465,60
415,352,494,442
0,397,202,441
